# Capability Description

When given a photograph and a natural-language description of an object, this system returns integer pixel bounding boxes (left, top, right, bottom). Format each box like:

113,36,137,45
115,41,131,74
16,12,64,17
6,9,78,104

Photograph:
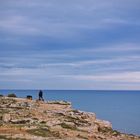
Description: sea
0,90,140,135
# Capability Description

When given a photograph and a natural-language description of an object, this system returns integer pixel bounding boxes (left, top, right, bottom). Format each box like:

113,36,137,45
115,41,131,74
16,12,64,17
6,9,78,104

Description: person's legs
41,96,44,101
39,96,41,100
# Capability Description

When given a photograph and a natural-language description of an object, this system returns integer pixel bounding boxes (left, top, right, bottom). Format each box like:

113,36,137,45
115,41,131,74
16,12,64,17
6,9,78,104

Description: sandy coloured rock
0,97,139,140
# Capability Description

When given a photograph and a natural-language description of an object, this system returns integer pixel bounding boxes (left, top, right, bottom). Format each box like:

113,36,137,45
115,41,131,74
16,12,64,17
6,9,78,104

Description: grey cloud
0,0,140,89
1,0,140,37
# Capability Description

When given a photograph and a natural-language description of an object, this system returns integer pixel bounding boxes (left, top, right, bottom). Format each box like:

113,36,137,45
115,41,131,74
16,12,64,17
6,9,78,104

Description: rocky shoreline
0,96,140,140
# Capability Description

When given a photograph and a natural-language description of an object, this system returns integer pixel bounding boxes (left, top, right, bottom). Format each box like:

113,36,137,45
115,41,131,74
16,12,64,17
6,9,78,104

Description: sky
0,0,140,90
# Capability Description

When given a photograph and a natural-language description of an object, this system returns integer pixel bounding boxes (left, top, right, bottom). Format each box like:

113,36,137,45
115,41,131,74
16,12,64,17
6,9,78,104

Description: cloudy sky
0,0,140,90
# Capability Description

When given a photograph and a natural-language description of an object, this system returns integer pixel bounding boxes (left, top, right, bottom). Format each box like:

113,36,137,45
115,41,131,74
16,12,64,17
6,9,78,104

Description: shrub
7,93,17,98
0,94,3,97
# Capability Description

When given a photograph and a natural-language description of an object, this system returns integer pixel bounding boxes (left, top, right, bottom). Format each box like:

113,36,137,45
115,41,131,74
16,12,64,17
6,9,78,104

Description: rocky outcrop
0,97,139,140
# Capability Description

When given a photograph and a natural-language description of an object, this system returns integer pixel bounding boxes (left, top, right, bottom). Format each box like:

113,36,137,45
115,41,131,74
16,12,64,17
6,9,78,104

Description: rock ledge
0,97,139,140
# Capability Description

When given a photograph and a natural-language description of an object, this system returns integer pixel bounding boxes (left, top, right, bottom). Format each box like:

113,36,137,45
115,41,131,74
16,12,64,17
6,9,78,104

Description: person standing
38,90,44,101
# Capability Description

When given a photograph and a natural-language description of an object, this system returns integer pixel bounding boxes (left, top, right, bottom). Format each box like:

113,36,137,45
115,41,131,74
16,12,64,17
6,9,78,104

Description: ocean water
0,90,140,135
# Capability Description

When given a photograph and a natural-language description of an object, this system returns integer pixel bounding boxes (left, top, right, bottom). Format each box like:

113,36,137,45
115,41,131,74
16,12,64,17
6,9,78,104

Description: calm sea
0,90,140,135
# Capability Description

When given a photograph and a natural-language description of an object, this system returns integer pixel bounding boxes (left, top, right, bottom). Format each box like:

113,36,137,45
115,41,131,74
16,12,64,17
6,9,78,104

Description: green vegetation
0,98,17,104
65,115,90,127
0,109,10,114
112,130,121,136
60,122,77,130
0,135,26,140
7,93,17,98
98,126,121,136
27,128,60,138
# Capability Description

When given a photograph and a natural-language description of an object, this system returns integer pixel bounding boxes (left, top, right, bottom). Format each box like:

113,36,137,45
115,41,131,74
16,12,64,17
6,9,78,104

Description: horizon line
0,89,140,91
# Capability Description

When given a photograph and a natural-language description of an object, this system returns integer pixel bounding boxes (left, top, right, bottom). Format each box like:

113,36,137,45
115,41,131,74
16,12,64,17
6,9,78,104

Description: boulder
26,95,32,100
2,114,11,123
96,119,112,128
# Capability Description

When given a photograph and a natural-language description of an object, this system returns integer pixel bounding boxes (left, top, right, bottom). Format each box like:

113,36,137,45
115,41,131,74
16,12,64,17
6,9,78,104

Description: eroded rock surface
0,97,139,140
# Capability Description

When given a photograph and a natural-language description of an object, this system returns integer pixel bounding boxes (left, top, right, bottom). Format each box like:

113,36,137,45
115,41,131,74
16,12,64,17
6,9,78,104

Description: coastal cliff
0,97,139,140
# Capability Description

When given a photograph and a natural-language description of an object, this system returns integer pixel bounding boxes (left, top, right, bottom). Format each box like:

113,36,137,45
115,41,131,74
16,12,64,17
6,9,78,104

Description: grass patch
65,115,90,127
0,109,10,114
0,135,26,140
27,128,60,138
112,130,121,136
0,98,17,105
98,127,112,133
98,127,121,136
60,122,77,130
